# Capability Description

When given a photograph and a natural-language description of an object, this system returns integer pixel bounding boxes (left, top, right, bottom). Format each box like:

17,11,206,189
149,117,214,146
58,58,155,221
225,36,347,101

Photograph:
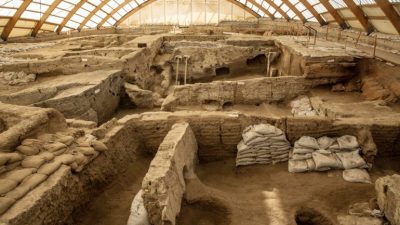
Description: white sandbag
242,131,262,144
293,148,314,154
21,156,46,169
127,190,150,225
43,142,67,153
292,153,312,160
237,140,248,151
253,124,282,136
2,168,37,183
337,135,359,150
288,159,308,173
0,179,18,195
306,158,316,171
336,151,366,169
317,136,335,149
246,136,269,146
312,152,341,169
296,136,319,149
342,169,371,184
316,149,331,155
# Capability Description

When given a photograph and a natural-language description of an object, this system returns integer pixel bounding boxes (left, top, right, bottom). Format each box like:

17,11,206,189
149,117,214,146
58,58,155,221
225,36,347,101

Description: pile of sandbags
290,95,317,117
0,130,109,215
288,135,370,183
236,124,291,166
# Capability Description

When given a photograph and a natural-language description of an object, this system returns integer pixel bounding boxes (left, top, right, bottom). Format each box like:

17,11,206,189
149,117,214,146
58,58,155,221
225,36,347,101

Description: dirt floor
71,155,399,225
72,154,152,225
177,156,400,225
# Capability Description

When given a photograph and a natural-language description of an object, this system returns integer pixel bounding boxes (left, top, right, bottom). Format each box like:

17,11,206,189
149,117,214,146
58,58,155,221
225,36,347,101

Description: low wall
107,111,398,162
161,76,342,111
141,122,198,225
0,114,142,225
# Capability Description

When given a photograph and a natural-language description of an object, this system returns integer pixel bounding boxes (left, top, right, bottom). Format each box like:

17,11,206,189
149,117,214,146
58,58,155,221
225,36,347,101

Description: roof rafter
299,0,326,25
319,0,348,29
97,0,130,28
78,0,112,31
31,0,63,37
246,0,275,19
1,0,33,41
56,0,89,34
374,0,400,34
342,0,374,33
281,0,306,22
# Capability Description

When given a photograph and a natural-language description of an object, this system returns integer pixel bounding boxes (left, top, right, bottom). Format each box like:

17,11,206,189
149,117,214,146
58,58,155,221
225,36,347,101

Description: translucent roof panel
0,0,400,40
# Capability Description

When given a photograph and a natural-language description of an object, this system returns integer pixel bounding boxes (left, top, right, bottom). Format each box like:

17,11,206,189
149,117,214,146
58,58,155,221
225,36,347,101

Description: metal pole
355,31,361,47
175,56,182,85
183,56,189,85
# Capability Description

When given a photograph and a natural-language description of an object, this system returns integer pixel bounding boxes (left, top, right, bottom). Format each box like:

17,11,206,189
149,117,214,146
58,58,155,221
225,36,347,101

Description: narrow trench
72,154,152,225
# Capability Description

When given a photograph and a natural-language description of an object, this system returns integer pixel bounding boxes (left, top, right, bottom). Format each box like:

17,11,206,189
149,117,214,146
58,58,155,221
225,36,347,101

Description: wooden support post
355,31,361,47
373,35,378,58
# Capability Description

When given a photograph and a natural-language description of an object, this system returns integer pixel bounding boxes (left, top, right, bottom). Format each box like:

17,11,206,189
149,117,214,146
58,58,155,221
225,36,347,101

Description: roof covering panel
0,0,399,40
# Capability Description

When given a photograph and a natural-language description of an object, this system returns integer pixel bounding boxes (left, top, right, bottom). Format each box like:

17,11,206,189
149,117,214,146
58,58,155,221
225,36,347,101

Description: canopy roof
0,0,399,40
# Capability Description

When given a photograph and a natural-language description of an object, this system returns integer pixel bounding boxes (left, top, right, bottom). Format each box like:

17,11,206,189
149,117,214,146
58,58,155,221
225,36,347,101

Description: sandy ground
72,154,152,225
177,157,400,225
73,154,399,225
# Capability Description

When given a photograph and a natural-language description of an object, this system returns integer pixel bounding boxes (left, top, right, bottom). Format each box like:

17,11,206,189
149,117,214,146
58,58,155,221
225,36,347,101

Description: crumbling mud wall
162,40,276,82
0,110,143,225
0,70,124,124
274,37,357,78
0,103,66,150
102,111,398,162
161,76,342,111
141,122,198,225
375,174,400,225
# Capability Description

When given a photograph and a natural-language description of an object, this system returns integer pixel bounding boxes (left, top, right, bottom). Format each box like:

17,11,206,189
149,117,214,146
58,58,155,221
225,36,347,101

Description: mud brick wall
141,122,198,225
113,112,399,162
162,76,343,110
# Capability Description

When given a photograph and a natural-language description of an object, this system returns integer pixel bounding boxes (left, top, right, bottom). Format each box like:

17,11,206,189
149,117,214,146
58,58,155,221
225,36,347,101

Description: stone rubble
236,124,291,166
289,95,318,117
0,71,36,86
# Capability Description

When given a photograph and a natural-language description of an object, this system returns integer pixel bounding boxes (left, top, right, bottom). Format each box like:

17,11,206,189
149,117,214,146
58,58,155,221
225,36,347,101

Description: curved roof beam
281,0,306,22
56,0,89,34
1,0,33,41
78,0,112,31
31,0,63,37
342,0,374,33
319,0,348,29
375,0,400,34
299,0,327,25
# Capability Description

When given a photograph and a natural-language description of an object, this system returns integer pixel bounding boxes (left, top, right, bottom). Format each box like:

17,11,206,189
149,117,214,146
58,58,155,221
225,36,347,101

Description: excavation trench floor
73,154,152,225
178,157,400,225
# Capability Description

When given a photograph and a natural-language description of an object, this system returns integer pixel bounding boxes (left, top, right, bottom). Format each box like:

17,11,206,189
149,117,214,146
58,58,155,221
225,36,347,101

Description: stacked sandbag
288,135,369,178
0,130,109,216
236,124,291,166
289,95,317,117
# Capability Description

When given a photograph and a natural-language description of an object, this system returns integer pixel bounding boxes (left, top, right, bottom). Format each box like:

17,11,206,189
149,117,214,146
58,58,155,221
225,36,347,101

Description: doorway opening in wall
246,54,266,66
216,67,230,76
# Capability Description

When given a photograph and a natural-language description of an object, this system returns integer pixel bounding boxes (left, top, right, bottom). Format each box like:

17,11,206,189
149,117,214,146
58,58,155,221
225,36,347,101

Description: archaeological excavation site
1,1,400,225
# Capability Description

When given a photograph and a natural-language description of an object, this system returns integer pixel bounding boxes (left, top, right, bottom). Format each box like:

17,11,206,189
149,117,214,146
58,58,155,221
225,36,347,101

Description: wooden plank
1,0,33,41
342,0,374,33
319,0,348,29
300,0,327,25
374,0,400,34
78,0,112,31
31,0,63,37
56,0,88,34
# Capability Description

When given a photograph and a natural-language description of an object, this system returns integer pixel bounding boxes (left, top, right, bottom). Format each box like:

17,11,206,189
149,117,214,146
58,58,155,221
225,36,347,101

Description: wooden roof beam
78,0,112,31
282,0,306,22
31,0,63,37
319,0,348,29
299,0,327,25
342,0,374,33
1,0,33,41
375,0,400,34
56,0,88,34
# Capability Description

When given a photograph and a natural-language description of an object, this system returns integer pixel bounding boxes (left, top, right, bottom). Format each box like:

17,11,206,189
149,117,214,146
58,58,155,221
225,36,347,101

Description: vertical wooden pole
373,35,378,58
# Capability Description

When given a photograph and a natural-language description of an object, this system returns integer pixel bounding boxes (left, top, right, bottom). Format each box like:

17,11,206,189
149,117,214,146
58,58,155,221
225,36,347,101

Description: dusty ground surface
176,156,400,225
72,154,152,225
